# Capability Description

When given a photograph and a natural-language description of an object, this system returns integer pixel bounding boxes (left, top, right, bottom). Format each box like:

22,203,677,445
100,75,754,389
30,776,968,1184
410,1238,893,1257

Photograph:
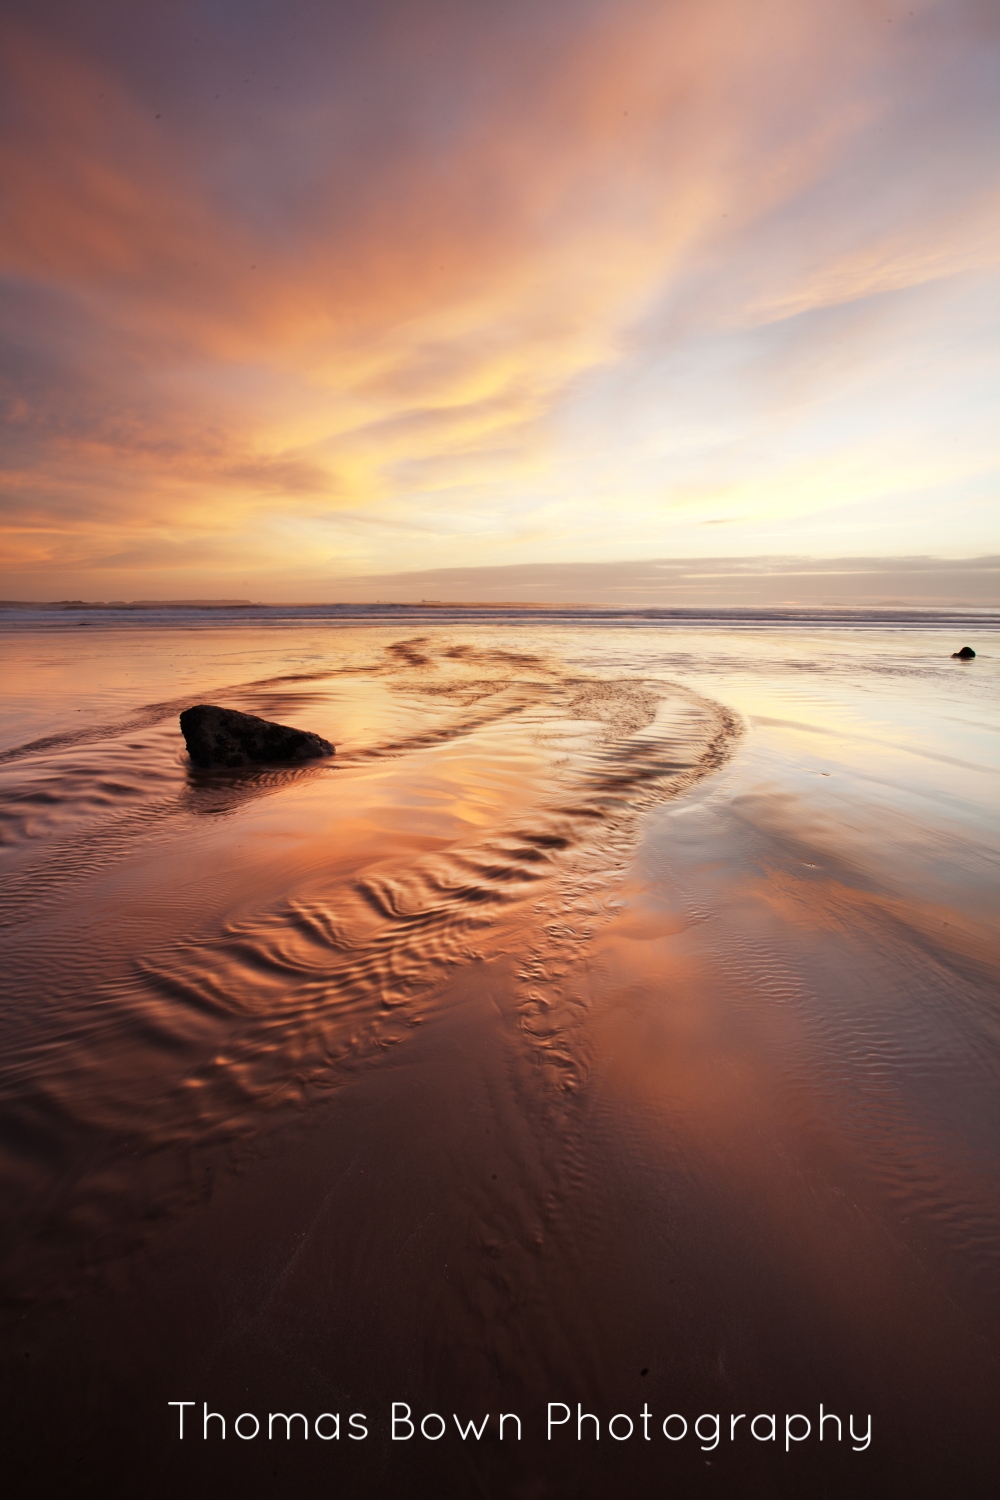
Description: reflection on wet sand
183,760,331,818
0,638,736,1310
0,621,998,1499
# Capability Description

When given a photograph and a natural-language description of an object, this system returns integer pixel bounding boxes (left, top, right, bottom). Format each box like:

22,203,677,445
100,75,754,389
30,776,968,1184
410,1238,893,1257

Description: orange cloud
1,0,997,596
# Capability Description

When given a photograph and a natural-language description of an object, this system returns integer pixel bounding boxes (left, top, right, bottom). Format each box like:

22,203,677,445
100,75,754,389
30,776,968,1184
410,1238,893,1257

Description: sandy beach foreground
1,613,998,1499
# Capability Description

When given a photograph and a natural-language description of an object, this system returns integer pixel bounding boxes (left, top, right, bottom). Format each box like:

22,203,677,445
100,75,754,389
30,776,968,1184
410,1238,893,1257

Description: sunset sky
2,0,998,603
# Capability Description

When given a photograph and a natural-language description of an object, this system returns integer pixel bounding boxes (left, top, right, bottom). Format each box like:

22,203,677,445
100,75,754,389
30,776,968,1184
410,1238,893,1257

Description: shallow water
1,614,998,1498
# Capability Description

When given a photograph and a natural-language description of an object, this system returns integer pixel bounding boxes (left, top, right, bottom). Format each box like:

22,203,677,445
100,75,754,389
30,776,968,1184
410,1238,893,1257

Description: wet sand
1,618,998,1498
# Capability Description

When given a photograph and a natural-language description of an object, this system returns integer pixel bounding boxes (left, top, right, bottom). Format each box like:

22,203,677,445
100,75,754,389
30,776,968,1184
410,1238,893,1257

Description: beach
1,608,998,1498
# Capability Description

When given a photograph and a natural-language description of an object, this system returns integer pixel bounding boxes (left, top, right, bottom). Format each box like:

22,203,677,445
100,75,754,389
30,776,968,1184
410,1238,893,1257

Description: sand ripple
0,638,739,1301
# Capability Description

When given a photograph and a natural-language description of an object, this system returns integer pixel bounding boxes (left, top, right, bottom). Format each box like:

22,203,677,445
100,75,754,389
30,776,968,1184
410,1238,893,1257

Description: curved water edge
0,637,741,1305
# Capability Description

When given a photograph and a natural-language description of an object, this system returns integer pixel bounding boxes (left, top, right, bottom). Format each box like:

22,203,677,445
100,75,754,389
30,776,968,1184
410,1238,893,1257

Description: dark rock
951,646,976,660
180,704,334,768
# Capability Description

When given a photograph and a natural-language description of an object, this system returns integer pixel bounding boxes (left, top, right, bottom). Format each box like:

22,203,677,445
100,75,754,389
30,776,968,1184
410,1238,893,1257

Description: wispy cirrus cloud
1,0,997,599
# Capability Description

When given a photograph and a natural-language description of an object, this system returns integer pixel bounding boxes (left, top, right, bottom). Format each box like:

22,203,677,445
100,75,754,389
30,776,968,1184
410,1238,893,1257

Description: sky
1,0,998,604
